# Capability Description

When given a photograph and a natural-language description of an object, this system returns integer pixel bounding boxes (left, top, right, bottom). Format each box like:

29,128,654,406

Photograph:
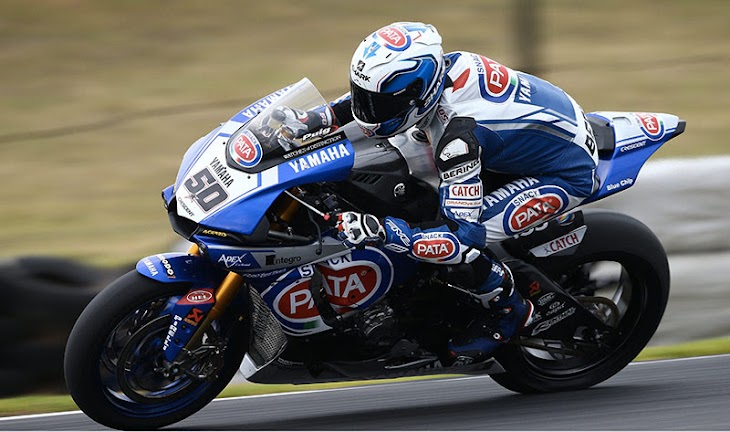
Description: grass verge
1,338,728,418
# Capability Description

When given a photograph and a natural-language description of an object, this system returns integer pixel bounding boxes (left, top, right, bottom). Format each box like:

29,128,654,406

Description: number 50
184,168,228,212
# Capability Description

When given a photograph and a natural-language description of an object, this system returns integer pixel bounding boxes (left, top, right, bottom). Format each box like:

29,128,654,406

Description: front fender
136,252,227,286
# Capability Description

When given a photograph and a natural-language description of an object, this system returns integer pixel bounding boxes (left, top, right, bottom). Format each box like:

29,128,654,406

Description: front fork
136,244,247,363
181,244,245,352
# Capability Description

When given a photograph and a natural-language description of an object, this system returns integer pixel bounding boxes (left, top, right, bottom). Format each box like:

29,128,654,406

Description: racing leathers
302,52,599,362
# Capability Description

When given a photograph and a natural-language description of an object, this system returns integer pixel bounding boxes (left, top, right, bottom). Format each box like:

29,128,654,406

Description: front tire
64,271,248,430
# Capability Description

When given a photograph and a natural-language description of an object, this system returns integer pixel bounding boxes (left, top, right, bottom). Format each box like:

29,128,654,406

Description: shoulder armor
435,117,480,172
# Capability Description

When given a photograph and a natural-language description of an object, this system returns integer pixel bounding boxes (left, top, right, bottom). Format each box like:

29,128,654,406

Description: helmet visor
350,79,423,124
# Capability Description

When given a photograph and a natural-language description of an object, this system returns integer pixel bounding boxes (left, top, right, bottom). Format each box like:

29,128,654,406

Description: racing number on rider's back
184,168,228,212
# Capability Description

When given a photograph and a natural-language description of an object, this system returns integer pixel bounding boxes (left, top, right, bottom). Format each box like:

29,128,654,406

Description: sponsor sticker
208,157,234,187
503,186,568,235
484,177,541,208
376,26,411,51
441,159,480,181
142,258,158,276
412,232,460,262
449,183,482,199
156,254,176,279
163,315,183,351
449,208,481,222
473,55,516,102
274,280,321,321
528,281,542,297
301,126,337,143
635,113,665,141
201,229,228,237
181,289,215,305
619,140,647,153
320,264,381,307
352,61,371,83
531,307,576,336
282,131,345,160
606,177,634,192
516,74,533,103
286,142,352,174
529,225,588,258
444,199,482,208
266,249,394,333
218,253,255,269
229,129,263,168
266,255,302,266
184,308,205,326
537,292,556,306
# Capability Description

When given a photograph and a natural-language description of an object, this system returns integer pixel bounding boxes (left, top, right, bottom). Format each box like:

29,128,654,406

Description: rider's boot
447,263,534,365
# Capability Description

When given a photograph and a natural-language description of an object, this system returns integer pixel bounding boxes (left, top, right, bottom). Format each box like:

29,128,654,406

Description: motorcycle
64,78,685,430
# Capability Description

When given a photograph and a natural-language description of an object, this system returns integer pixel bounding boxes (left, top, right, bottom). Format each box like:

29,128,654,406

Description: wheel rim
97,295,220,417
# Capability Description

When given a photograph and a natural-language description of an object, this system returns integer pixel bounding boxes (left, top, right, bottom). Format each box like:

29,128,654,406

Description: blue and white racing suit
332,51,599,293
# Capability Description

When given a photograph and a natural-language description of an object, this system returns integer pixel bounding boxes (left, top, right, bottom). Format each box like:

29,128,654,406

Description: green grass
634,337,730,361
0,0,728,266
1,338,729,418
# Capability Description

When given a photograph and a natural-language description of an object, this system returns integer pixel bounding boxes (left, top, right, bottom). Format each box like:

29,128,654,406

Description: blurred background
1,0,728,397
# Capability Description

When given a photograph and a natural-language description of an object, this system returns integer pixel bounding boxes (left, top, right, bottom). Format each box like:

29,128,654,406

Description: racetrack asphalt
1,354,728,431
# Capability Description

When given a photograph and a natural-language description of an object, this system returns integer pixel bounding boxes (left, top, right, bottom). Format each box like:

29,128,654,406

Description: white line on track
1,354,727,423
0,410,83,422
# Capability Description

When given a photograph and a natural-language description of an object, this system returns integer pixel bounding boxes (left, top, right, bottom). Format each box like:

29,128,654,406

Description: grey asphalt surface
1,355,728,431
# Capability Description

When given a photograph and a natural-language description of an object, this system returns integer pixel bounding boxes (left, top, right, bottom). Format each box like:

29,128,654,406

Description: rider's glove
269,107,310,140
267,106,334,150
336,212,386,248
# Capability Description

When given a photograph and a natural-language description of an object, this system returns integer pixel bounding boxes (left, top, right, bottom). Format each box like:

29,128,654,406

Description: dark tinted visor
350,79,424,124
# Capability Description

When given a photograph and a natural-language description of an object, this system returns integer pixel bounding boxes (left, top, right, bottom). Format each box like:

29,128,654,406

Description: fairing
171,79,355,236
584,111,685,203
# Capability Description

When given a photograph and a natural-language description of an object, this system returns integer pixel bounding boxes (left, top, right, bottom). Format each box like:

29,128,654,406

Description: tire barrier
0,256,121,397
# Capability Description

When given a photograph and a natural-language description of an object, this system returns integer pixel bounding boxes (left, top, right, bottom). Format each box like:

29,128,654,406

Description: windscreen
226,78,334,173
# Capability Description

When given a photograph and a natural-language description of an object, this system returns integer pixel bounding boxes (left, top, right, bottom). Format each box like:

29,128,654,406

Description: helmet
349,22,446,138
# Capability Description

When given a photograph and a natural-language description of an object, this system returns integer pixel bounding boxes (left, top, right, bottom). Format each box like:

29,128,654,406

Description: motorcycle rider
269,22,599,365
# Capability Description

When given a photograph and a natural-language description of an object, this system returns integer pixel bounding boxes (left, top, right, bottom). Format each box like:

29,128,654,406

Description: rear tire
64,271,248,430
491,210,670,393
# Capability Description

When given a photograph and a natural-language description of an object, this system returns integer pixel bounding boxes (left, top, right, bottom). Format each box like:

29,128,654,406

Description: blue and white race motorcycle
65,79,685,430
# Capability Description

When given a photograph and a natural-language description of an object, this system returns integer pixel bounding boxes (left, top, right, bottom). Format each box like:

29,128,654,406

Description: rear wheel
491,211,670,393
64,271,248,430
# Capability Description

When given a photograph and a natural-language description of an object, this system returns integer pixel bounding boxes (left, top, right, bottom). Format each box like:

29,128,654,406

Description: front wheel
64,271,248,430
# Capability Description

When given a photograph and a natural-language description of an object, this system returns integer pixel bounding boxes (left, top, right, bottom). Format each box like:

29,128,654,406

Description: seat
587,115,616,156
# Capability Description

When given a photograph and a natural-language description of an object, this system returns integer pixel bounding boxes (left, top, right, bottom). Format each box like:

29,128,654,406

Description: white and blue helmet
349,22,446,138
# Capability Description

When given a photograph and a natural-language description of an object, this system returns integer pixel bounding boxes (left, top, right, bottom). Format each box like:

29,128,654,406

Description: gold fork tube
187,243,200,255
207,272,245,322
182,271,244,352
